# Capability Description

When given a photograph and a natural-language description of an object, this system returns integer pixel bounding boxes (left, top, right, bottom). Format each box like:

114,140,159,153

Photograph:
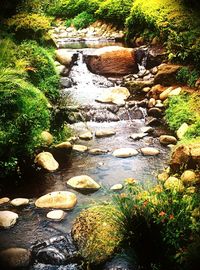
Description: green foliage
15,41,59,102
165,93,199,131
96,0,132,26
0,79,50,175
47,0,101,18
126,0,200,67
112,179,200,268
70,12,96,29
6,13,51,43
176,67,199,87
65,19,73,28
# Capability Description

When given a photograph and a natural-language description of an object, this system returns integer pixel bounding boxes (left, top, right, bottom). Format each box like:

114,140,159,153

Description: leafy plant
71,12,96,29
6,13,52,43
176,67,200,87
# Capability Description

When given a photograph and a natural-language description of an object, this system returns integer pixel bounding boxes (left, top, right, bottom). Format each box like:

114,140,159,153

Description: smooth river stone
67,175,101,190
0,248,31,268
159,135,177,145
177,123,189,139
130,133,148,140
140,147,160,156
140,126,154,134
88,148,108,155
35,191,77,209
55,141,72,149
95,129,116,138
0,197,10,205
72,144,88,152
96,87,130,106
79,131,93,140
46,210,65,220
110,184,123,191
113,148,138,158
11,198,29,207
40,131,53,145
0,211,19,228
35,152,59,172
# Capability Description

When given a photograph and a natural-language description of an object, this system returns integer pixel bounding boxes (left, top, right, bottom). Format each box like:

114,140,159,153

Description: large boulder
72,205,123,264
0,211,19,228
154,64,182,86
177,123,189,139
67,175,100,190
96,87,130,106
35,191,77,209
35,152,59,172
85,46,138,76
170,145,191,171
56,49,77,67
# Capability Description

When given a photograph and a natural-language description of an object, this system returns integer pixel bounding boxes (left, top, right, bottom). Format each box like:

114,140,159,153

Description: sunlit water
0,42,170,251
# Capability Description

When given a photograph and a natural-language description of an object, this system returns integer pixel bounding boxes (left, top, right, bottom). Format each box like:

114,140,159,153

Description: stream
0,39,170,264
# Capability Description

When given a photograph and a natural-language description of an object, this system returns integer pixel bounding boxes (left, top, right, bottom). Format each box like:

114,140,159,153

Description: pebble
46,210,65,220
11,198,29,207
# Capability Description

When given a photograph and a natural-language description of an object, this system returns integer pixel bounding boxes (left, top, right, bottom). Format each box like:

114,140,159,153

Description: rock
125,79,154,94
110,184,123,191
72,144,88,152
145,117,161,126
40,131,53,146
164,177,184,192
85,46,138,76
130,133,148,140
168,87,182,97
159,86,174,100
46,210,65,220
79,131,93,140
72,205,123,264
154,64,182,86
159,135,177,145
148,107,162,118
67,175,100,190
136,99,147,107
140,147,160,156
55,141,72,149
150,66,158,75
148,84,165,99
177,123,189,139
96,87,130,106
31,233,78,266
0,248,30,268
10,198,29,207
88,148,108,155
35,152,59,172
157,172,169,182
148,98,156,108
190,144,200,166
113,148,138,158
0,211,18,228
56,49,77,67
142,87,151,93
181,170,199,185
141,126,154,134
60,77,72,88
95,129,116,138
0,197,10,205
35,191,77,209
56,64,66,76
155,100,164,108
103,255,137,270
170,145,190,171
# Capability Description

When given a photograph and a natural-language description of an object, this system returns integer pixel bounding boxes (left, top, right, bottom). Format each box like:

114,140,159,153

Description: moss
72,204,123,264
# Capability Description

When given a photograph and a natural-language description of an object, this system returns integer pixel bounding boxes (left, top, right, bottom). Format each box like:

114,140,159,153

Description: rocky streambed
0,25,188,269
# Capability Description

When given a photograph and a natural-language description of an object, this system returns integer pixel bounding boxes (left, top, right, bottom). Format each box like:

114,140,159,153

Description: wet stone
0,248,31,269
31,234,80,266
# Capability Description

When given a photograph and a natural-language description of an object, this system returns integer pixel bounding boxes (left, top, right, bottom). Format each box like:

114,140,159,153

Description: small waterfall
136,46,149,71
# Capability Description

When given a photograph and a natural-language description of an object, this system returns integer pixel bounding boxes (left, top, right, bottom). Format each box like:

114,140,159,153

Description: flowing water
0,41,170,252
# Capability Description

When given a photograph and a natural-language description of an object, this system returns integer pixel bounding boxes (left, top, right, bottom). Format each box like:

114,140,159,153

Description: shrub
0,77,50,175
16,41,59,102
165,93,199,131
47,0,101,18
6,13,51,43
71,12,96,29
96,0,132,26
176,67,200,87
112,179,200,269
126,0,200,67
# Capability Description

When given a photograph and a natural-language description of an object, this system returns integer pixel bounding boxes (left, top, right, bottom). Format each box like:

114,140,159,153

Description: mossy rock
71,205,123,264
